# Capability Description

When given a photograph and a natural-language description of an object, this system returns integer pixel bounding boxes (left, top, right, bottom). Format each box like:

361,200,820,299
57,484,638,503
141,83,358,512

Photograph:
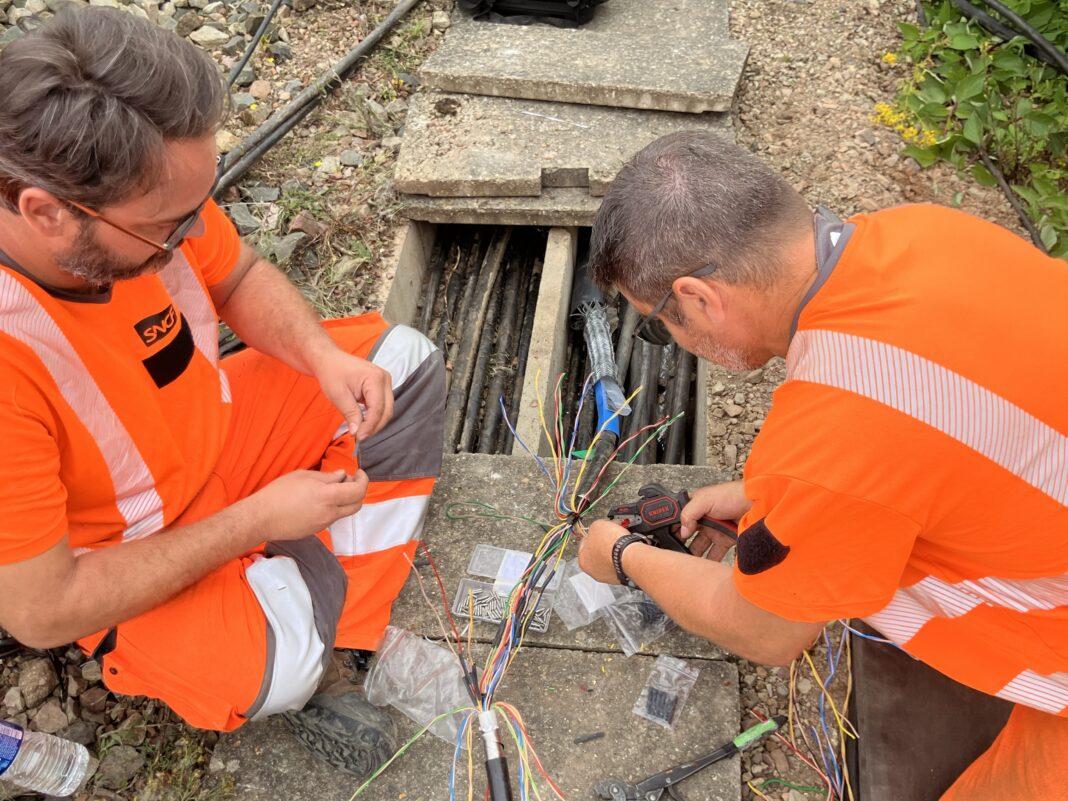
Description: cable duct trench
410,225,701,464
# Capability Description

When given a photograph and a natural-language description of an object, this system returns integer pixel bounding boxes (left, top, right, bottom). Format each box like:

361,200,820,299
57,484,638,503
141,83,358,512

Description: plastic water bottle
0,720,89,796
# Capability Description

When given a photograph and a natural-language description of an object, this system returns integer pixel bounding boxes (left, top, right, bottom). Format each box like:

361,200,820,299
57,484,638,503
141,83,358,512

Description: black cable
226,0,287,88
978,147,1050,252
951,0,1063,71
971,0,1068,75
217,0,423,194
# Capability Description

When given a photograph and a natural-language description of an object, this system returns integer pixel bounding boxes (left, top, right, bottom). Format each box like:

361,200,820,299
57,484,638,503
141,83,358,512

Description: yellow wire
466,713,474,801
495,704,539,801
803,649,856,742
747,781,774,800
788,658,798,747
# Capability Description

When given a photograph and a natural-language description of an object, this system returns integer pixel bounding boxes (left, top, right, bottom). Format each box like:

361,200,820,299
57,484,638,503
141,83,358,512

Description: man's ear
674,275,726,324
18,187,79,240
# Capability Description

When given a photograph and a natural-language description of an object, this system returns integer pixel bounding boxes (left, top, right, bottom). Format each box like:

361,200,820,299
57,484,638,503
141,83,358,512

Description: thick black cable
971,0,1068,76
978,148,1049,252
226,0,286,88
216,0,423,194
951,0,1065,72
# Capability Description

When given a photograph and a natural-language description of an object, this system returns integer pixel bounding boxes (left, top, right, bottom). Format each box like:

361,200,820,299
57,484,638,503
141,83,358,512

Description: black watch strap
612,533,647,589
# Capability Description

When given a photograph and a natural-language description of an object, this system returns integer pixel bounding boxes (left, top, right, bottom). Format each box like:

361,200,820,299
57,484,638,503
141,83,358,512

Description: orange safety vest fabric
0,198,239,563
734,205,1068,715
82,314,433,731
940,704,1068,801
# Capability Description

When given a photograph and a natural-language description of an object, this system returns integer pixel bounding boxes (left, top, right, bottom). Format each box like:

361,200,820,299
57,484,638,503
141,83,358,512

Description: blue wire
500,397,553,483
450,714,471,801
839,619,899,647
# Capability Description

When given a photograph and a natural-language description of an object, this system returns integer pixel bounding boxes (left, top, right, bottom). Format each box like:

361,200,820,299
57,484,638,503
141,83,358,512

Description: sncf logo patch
135,304,179,346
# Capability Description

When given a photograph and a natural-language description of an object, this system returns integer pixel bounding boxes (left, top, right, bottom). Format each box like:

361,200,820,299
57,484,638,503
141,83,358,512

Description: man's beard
690,331,764,372
56,222,172,290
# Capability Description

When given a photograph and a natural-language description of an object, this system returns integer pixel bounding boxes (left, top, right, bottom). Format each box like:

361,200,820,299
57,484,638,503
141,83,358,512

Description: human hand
250,469,368,542
577,519,632,584
311,348,394,440
677,480,750,559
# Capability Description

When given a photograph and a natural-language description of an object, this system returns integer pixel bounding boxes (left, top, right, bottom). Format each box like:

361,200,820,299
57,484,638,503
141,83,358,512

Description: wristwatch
611,533,648,589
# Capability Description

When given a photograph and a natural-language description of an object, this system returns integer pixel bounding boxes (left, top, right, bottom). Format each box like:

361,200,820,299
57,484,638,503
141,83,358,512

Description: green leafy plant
877,1,1068,257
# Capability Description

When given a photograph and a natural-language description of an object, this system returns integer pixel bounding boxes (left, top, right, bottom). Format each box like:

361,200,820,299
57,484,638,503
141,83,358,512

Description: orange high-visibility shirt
735,204,1068,715
0,199,240,563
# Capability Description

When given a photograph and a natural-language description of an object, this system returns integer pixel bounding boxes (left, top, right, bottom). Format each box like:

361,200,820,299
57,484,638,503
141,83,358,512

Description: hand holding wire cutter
594,716,787,801
606,483,739,560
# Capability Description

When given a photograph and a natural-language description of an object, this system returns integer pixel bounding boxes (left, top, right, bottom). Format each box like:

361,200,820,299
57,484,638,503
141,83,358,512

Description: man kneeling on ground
579,130,1068,800
0,6,444,777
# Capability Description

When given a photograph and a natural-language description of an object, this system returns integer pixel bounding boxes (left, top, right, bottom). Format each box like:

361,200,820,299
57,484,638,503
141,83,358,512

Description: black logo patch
141,314,194,388
135,304,179,346
736,518,791,575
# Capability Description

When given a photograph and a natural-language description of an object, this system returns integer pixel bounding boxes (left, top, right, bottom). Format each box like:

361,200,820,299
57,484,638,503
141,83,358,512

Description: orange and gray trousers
78,314,444,732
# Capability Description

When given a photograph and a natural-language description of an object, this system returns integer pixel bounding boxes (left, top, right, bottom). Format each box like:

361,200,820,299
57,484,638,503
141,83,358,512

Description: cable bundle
351,371,682,801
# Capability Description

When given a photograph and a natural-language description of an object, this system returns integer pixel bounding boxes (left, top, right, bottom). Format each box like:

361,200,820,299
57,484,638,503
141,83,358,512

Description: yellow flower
901,126,919,141
249,103,258,110
922,130,938,146
882,52,898,65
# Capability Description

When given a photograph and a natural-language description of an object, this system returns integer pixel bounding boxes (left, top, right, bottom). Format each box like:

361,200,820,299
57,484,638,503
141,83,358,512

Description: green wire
444,500,549,531
347,706,476,799
756,778,828,794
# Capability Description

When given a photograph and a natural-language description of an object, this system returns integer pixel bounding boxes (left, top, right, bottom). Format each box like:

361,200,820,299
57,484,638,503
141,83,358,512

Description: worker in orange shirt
0,7,443,777
579,130,1068,800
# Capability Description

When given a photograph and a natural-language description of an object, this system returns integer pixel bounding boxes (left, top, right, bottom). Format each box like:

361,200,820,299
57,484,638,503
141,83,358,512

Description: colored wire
349,705,476,800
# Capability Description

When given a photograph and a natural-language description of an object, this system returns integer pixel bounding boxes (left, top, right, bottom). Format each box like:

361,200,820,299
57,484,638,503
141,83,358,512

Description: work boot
283,689,397,778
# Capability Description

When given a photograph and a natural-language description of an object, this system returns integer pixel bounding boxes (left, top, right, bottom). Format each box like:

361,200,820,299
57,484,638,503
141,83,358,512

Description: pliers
594,716,787,801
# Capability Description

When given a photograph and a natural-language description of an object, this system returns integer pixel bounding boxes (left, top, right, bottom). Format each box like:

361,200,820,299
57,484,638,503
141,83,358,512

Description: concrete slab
401,187,602,227
419,24,748,114
393,92,732,198
452,0,731,40
391,454,731,660
515,228,575,457
213,648,741,801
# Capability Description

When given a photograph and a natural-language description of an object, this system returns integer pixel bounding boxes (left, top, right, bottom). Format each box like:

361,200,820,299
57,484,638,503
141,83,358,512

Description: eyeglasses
634,262,720,346
63,158,224,253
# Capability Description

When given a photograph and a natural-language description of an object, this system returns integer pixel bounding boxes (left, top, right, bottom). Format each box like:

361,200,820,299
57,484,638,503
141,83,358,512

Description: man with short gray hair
0,6,444,778
579,130,1068,798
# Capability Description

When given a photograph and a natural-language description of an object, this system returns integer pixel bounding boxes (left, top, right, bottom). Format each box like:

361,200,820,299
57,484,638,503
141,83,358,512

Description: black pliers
594,716,787,801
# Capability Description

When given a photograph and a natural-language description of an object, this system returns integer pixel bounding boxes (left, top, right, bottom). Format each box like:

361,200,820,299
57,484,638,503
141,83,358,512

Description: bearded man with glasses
579,130,1068,800
0,6,445,778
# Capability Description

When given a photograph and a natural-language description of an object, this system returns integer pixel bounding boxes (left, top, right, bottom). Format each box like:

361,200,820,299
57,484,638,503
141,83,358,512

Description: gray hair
590,131,811,307
0,5,227,212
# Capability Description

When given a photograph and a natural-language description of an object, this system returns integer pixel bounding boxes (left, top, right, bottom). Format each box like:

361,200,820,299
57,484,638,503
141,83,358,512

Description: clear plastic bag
551,559,627,631
632,655,700,729
601,589,677,656
364,626,472,742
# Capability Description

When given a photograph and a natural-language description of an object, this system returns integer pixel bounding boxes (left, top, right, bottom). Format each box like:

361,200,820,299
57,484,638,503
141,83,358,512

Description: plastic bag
632,655,700,729
552,559,627,630
601,590,677,656
364,626,472,742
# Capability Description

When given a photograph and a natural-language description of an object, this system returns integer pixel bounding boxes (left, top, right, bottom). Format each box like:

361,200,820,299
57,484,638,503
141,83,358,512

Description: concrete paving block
515,228,575,455
401,187,602,227
420,24,748,114
213,648,740,801
391,454,731,660
393,92,732,199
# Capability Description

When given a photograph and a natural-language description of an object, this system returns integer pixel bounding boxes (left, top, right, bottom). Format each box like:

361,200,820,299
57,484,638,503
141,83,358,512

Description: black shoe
283,691,397,778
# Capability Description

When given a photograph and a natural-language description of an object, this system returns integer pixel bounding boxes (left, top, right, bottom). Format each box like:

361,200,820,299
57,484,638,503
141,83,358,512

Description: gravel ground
0,0,1019,798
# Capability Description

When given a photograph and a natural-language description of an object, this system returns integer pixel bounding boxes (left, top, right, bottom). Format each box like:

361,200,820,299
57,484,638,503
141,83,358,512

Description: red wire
419,541,465,649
